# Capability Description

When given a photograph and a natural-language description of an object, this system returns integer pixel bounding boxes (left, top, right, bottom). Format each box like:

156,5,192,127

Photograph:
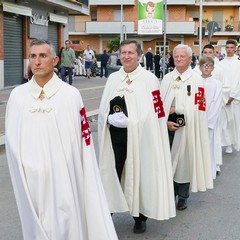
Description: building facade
69,0,240,57
0,0,89,89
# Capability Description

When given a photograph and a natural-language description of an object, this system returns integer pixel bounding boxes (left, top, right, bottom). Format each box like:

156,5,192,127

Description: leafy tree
107,36,120,53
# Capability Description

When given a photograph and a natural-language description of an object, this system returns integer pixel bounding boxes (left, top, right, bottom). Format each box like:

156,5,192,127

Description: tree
107,36,120,53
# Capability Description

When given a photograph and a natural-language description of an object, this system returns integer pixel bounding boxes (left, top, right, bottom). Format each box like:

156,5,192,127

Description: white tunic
160,67,213,192
5,74,118,240
98,65,176,220
203,76,223,179
214,56,240,150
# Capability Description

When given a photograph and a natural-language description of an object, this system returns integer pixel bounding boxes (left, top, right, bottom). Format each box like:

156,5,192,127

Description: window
114,10,124,21
91,11,97,21
72,40,80,44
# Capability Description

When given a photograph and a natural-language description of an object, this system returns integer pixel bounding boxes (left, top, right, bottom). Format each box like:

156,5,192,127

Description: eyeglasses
200,63,213,68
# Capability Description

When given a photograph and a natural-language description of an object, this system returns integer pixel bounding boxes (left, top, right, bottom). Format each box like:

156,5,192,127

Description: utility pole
199,0,203,59
162,0,167,77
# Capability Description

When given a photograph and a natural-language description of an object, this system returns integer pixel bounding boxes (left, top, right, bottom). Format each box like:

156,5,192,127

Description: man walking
60,39,75,85
84,44,95,78
5,39,118,240
161,44,213,211
98,40,176,234
214,39,240,153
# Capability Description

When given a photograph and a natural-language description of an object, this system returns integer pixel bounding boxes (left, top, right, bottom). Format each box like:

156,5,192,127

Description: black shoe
133,221,146,234
177,199,187,211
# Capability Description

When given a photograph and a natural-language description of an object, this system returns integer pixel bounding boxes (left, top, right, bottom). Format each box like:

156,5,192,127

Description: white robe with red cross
160,67,213,192
98,65,176,220
5,74,118,240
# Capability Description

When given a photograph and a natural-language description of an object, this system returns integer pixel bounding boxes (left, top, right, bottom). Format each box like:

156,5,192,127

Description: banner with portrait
138,0,163,35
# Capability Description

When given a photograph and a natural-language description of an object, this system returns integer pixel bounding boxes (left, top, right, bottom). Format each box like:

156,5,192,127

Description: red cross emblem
152,90,165,118
80,107,91,146
195,87,206,111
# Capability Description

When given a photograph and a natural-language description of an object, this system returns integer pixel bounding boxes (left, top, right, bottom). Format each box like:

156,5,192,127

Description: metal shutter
3,12,23,87
48,22,59,53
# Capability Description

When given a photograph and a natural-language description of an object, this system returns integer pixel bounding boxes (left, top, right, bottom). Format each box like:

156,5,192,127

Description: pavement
1,76,240,239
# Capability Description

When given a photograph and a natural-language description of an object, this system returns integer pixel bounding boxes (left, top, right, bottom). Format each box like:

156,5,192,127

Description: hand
167,121,180,131
226,97,234,105
169,106,175,114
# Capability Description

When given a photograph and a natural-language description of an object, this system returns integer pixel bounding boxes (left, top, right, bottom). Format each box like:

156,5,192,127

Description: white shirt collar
119,64,144,82
172,66,193,82
30,73,63,99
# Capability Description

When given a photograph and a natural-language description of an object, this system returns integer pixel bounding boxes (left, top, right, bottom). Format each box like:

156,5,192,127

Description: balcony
196,20,240,35
89,0,135,5
167,0,195,4
85,21,134,34
166,22,195,34
196,0,240,6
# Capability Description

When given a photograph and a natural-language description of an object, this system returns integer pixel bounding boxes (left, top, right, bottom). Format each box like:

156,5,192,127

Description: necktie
39,89,45,100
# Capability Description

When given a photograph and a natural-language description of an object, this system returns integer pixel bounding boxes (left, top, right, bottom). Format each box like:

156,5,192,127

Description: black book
168,113,185,127
109,96,128,116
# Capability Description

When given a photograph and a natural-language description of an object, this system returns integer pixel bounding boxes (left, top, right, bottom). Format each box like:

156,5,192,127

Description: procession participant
214,39,240,154
199,56,222,178
161,44,213,211
98,40,176,234
5,39,118,240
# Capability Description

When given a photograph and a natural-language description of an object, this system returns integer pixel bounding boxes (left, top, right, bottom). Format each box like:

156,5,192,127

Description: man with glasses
214,39,240,154
199,56,222,179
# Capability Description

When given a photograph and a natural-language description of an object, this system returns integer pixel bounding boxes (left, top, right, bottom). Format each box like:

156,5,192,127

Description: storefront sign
30,13,49,26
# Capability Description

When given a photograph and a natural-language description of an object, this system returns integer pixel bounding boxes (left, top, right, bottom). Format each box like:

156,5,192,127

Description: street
1,76,240,240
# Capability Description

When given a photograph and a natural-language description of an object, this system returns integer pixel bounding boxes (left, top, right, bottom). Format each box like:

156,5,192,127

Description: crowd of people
7,38,240,239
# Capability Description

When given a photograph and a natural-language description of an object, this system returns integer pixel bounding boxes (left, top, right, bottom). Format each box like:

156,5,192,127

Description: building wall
69,1,240,58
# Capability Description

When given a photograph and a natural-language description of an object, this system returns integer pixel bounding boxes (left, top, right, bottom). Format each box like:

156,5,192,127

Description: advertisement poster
138,0,163,35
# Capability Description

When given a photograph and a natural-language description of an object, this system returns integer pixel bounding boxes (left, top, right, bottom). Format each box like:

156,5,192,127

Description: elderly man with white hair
160,44,213,211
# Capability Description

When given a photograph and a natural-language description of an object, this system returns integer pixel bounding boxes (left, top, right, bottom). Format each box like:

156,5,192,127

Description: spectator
83,44,95,79
145,47,154,71
154,50,160,78
109,51,117,66
91,58,98,77
60,40,75,85
100,50,109,78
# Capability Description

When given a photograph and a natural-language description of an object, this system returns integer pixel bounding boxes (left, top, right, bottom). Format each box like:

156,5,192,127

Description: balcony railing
196,20,240,33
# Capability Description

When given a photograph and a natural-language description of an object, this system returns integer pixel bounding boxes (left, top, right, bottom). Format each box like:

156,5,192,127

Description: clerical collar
119,64,143,83
172,66,192,82
30,73,63,99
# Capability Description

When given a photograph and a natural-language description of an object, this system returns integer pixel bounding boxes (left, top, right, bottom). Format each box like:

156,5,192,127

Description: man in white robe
199,56,223,179
5,39,118,240
98,40,176,234
214,39,240,153
161,44,213,211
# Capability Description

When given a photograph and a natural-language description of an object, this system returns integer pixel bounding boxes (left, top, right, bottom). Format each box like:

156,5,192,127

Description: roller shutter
48,22,59,54
3,12,23,87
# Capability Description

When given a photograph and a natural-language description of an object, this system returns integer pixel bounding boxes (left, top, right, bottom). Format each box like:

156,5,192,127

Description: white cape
204,76,223,179
98,65,176,220
5,74,118,240
161,68,213,192
214,56,240,150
